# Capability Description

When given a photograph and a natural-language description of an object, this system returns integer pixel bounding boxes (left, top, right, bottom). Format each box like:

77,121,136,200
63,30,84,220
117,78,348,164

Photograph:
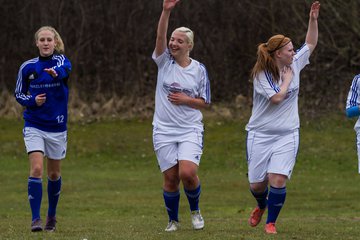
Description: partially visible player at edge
245,1,320,234
15,26,72,232
152,0,211,232
345,74,360,173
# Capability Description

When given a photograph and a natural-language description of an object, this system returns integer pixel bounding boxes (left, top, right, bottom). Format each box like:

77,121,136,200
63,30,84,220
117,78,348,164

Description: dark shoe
44,216,57,232
31,218,43,232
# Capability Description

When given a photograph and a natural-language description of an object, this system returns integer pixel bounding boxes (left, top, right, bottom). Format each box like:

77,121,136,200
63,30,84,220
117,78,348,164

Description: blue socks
184,184,201,212
250,187,268,209
28,176,62,221
163,185,201,222
163,190,180,222
266,186,286,224
47,177,62,217
28,177,42,221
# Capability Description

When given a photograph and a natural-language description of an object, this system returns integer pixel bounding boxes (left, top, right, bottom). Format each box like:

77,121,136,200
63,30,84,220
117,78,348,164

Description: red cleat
248,206,265,227
265,222,277,234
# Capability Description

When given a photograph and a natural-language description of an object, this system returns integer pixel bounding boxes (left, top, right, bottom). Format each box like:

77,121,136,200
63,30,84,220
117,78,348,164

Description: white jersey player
345,74,360,173
245,1,320,234
152,0,211,232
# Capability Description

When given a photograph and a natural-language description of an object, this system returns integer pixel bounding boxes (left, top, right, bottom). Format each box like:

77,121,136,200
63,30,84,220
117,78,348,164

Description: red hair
251,34,291,83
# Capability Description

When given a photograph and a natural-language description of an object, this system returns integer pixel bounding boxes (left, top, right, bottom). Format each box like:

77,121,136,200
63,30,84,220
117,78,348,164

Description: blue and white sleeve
14,63,36,107
53,55,72,80
346,75,360,118
256,71,280,100
199,63,211,104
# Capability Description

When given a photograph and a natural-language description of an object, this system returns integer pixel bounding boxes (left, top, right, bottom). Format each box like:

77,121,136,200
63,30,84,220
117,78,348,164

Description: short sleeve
254,71,280,100
198,63,211,104
293,44,310,71
152,48,172,69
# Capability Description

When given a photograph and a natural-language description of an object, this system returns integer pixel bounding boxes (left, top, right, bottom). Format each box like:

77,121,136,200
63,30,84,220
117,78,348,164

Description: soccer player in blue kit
15,26,71,232
152,0,211,232
245,1,320,234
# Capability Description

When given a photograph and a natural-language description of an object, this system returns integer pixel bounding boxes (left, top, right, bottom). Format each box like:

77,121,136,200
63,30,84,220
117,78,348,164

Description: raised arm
154,0,180,57
305,1,320,55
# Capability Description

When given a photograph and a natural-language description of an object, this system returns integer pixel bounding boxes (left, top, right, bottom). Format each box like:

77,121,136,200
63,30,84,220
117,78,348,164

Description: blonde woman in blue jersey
245,1,320,234
346,75,360,172
152,0,211,232
15,26,71,232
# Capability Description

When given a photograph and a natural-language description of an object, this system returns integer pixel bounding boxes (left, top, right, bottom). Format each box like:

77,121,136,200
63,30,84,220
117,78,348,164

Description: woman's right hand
270,66,294,104
163,0,180,11
282,66,293,83
35,93,46,106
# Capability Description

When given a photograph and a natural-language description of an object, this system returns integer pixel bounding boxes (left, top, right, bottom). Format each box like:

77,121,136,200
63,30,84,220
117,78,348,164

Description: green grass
1,114,360,239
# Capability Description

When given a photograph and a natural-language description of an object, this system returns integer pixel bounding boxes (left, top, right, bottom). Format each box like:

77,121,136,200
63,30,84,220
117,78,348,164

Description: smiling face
276,41,295,66
168,31,192,59
36,30,56,57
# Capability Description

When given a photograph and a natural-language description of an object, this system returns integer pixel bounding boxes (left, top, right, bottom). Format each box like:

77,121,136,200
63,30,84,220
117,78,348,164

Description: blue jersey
15,54,72,132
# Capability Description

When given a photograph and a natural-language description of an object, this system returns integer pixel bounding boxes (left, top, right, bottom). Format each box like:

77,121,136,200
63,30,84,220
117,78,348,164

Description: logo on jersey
28,71,38,81
163,82,194,97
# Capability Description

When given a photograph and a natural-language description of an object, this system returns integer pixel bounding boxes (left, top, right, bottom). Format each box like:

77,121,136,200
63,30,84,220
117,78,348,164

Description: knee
270,180,286,188
164,174,180,190
250,182,268,193
30,165,43,178
179,170,197,186
268,174,287,188
47,171,61,181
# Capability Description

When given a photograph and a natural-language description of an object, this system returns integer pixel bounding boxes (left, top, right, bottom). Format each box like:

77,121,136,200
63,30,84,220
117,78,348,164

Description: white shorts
23,127,67,160
153,130,203,172
246,129,299,183
356,131,360,173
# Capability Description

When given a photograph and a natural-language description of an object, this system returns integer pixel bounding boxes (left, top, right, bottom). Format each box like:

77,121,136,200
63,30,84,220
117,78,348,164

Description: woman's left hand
168,92,190,105
44,68,58,78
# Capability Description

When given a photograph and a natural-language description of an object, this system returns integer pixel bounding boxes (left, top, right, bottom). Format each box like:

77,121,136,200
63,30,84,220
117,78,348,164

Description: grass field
1,114,360,240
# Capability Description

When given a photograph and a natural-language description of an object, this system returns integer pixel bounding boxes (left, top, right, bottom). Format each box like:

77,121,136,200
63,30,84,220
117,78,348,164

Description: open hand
163,0,180,11
309,1,320,20
44,68,58,78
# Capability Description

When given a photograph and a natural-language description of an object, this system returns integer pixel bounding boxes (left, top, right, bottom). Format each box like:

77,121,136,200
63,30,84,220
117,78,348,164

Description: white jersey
152,49,211,135
246,44,310,133
346,74,360,131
